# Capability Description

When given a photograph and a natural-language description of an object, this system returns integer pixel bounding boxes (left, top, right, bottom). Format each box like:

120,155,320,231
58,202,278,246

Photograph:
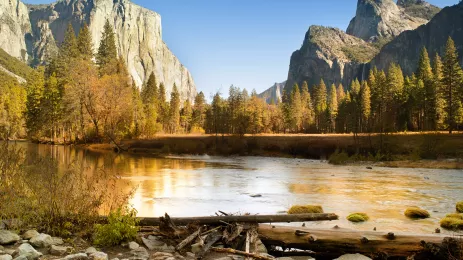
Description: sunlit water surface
11,142,463,234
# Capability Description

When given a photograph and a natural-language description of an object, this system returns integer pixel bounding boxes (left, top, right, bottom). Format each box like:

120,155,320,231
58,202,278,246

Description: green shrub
456,201,463,213
347,213,369,222
93,207,139,247
328,149,350,165
404,207,430,219
288,205,323,214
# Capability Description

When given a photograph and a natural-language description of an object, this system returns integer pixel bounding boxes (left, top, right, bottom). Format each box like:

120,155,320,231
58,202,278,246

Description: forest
0,21,462,143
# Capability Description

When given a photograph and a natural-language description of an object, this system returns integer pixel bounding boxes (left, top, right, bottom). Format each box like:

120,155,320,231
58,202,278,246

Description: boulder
128,242,139,250
21,231,39,240
12,256,28,260
63,253,89,260
0,231,20,245
129,247,149,260
334,254,372,260
85,248,98,254
90,252,108,260
51,237,64,246
150,252,174,260
141,237,164,250
0,255,12,260
50,245,73,256
29,233,53,248
16,243,43,260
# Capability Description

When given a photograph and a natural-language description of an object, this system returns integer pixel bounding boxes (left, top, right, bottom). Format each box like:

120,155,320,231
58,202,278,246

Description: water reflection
9,142,463,234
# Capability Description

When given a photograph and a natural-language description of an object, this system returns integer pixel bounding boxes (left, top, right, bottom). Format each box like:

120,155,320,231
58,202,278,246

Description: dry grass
287,205,324,214
457,202,463,213
440,213,463,230
404,207,430,219
347,213,370,222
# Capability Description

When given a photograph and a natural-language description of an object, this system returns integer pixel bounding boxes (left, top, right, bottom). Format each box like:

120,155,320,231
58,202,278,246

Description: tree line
0,28,462,141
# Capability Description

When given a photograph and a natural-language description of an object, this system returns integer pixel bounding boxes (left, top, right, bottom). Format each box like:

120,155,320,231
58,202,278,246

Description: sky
23,0,458,97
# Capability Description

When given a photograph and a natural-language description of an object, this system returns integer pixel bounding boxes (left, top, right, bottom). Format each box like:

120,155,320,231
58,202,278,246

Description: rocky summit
0,0,196,102
258,81,285,104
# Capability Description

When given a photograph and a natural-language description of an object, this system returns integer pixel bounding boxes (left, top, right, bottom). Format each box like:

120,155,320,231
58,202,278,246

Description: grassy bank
85,133,463,168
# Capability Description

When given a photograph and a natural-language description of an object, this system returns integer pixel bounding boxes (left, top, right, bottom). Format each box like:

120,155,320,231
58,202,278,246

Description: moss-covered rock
440,213,463,230
347,213,370,222
288,205,323,214
456,201,463,213
404,207,430,219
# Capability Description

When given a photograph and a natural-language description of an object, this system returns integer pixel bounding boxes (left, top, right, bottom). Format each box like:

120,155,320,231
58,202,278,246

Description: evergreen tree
168,84,180,133
313,79,327,132
442,37,463,133
328,84,338,132
180,99,193,133
141,73,159,136
56,23,78,83
290,83,302,132
158,83,168,130
97,19,118,74
416,47,436,130
192,91,206,130
25,68,46,137
300,81,314,132
77,23,93,61
42,73,62,141
387,63,405,131
337,84,345,105
360,81,371,132
432,53,446,129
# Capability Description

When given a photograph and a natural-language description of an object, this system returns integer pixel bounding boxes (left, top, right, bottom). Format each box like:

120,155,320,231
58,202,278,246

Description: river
11,141,463,234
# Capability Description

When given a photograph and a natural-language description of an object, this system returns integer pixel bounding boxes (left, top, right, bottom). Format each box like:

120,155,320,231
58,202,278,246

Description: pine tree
42,73,62,141
300,81,314,132
180,99,193,133
336,84,345,105
360,81,371,132
56,23,78,83
25,68,45,137
432,53,446,129
416,47,436,130
313,80,327,132
168,84,180,133
61,23,79,59
442,37,463,133
192,91,206,131
77,23,94,61
97,19,118,74
141,73,158,136
387,63,405,131
328,84,338,132
158,83,168,130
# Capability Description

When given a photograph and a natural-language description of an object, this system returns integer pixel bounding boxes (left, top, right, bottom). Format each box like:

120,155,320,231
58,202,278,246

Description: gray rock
85,248,98,255
250,194,262,198
50,245,72,256
129,247,149,260
0,231,20,245
185,253,195,259
128,242,139,250
258,82,285,104
12,256,28,260
29,233,53,248
90,252,108,260
334,254,372,260
141,236,164,250
0,245,3,250
63,253,89,260
52,237,64,246
0,255,12,260
4,250,15,256
21,231,39,240
17,243,43,260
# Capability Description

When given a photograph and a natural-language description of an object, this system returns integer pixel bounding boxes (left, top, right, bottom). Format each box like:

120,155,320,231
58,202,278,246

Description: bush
0,143,132,237
440,213,463,230
93,207,139,247
328,149,350,165
347,213,369,222
288,205,323,214
404,207,430,219
456,202,463,213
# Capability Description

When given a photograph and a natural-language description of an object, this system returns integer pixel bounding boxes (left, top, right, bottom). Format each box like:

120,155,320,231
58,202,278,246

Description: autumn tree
328,84,338,132
192,91,206,132
313,80,327,132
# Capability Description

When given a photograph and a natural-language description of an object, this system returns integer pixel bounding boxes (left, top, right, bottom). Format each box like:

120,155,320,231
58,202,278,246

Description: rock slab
0,231,20,245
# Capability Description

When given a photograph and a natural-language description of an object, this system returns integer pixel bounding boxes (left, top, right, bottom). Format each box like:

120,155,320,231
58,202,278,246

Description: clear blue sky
24,0,458,97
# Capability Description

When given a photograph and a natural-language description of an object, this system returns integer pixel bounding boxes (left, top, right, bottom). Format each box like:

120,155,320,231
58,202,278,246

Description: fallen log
258,224,458,259
138,213,338,226
176,227,202,251
210,247,274,260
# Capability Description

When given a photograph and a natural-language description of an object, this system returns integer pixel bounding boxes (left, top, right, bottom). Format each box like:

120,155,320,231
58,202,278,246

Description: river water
12,142,463,234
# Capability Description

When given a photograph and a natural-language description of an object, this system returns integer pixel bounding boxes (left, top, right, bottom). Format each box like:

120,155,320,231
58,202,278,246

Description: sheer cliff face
346,0,429,42
285,26,376,93
371,2,463,75
258,81,285,104
5,0,196,102
0,0,31,61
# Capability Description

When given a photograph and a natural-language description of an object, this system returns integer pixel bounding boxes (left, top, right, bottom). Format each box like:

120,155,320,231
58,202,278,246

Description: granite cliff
1,0,196,102
258,81,286,104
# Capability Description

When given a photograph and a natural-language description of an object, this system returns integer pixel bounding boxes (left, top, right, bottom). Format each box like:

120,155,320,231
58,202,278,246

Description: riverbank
85,133,463,169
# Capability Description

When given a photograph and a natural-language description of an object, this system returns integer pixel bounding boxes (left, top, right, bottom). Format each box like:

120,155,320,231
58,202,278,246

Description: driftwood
210,247,274,260
176,227,202,251
139,213,338,226
258,224,456,258
197,230,223,258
